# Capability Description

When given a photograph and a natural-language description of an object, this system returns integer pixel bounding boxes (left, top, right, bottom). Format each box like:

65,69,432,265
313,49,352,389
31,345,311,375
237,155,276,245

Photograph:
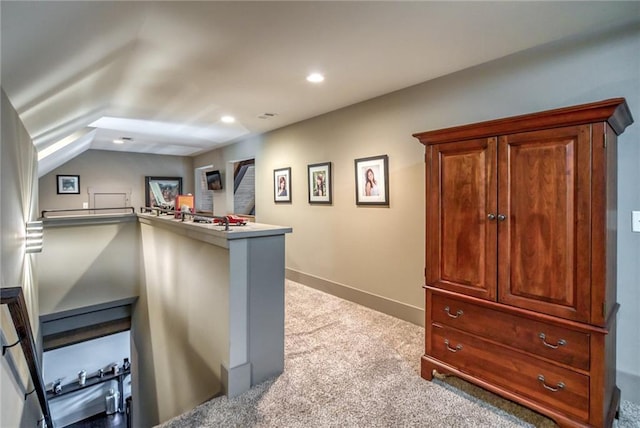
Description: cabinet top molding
413,98,633,145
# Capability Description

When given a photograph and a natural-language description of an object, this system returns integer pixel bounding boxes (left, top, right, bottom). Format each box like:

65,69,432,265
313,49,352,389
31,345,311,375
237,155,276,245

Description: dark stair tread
65,412,127,428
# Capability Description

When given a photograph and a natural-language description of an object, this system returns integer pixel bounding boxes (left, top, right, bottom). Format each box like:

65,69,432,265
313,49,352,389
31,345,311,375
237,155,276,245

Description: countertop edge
137,213,292,247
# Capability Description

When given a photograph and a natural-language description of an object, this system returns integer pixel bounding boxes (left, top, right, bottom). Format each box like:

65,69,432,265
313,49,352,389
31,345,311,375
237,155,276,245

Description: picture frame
354,154,389,206
307,162,332,204
205,170,223,190
274,167,291,203
57,175,80,194
145,176,183,209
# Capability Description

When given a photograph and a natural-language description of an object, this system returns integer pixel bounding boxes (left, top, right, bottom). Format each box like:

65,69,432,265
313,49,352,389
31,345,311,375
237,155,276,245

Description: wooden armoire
413,99,633,428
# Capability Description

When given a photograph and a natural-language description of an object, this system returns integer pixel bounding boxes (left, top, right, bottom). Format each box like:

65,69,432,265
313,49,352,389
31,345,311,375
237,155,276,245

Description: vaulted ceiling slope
2,1,639,176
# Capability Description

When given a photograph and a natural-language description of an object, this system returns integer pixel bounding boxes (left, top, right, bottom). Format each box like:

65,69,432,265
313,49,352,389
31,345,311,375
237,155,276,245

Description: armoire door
497,125,592,322
426,137,497,300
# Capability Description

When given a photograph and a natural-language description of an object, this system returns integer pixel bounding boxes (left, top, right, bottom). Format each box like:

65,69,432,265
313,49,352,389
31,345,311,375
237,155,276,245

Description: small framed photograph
308,162,332,205
274,167,291,203
57,175,80,194
145,176,183,209
354,155,389,206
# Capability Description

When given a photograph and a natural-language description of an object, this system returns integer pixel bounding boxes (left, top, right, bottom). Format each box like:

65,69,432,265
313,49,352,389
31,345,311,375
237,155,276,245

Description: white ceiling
2,1,639,176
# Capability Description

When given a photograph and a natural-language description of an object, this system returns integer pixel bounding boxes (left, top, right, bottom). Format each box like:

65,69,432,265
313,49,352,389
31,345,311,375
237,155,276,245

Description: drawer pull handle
538,333,567,349
537,375,565,392
444,339,463,353
444,306,463,319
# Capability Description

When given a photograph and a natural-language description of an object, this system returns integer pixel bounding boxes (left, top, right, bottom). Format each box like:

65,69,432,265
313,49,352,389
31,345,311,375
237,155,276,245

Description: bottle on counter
105,388,120,414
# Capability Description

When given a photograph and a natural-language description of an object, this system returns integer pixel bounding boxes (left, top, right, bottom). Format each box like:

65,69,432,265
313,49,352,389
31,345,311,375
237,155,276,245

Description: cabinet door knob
487,213,496,220
497,214,507,221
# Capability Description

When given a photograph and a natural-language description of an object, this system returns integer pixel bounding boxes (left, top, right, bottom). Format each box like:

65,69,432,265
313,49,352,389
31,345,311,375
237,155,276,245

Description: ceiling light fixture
113,137,133,145
221,115,235,123
306,73,324,83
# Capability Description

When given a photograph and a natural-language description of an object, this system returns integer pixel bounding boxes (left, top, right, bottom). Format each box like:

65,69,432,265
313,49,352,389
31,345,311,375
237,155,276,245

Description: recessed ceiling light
306,73,324,83
221,115,235,123
113,137,132,144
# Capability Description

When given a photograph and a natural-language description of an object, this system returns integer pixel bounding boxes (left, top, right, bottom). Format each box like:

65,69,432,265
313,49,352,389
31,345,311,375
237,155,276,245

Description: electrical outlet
633,211,640,233
83,202,89,209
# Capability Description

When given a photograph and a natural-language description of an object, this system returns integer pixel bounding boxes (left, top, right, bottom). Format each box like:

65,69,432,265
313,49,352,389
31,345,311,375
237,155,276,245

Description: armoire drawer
429,324,589,421
429,291,590,370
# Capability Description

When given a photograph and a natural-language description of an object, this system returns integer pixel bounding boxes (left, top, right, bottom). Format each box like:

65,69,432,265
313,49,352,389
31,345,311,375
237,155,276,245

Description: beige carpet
158,281,640,428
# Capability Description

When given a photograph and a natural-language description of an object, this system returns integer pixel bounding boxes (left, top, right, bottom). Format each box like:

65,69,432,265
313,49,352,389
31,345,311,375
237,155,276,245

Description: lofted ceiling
2,1,639,176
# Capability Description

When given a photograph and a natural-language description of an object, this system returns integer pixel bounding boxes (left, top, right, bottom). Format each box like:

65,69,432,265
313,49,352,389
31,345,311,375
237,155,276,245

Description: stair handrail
41,206,135,218
2,287,53,428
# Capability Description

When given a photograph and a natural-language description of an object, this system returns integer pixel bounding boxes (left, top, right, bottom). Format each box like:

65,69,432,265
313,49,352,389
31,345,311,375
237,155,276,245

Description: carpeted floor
158,281,640,428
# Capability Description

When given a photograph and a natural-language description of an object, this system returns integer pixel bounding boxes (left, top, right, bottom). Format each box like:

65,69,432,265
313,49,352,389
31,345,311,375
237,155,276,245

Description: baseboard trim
221,362,251,398
286,269,424,327
618,369,640,405
285,269,640,407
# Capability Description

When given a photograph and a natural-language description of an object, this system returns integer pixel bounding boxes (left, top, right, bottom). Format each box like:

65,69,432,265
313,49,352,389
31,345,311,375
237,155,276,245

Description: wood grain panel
429,291,590,370
509,141,573,301
426,138,497,300
498,125,591,322
430,324,590,421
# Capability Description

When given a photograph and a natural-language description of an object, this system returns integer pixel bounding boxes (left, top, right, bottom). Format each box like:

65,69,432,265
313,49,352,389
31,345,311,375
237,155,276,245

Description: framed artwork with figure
308,162,332,205
354,155,389,206
145,176,182,209
57,175,80,194
274,167,291,203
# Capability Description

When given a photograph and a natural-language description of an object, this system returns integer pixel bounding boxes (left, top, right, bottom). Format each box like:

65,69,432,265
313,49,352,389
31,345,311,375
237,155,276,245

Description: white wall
38,221,140,315
1,90,44,427
195,22,640,403
133,223,230,427
43,332,131,427
39,149,194,214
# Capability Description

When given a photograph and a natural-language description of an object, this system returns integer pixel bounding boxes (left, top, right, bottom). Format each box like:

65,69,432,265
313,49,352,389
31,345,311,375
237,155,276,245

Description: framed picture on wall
354,155,389,206
274,167,291,203
205,170,223,190
57,175,80,194
145,176,183,209
307,162,332,205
